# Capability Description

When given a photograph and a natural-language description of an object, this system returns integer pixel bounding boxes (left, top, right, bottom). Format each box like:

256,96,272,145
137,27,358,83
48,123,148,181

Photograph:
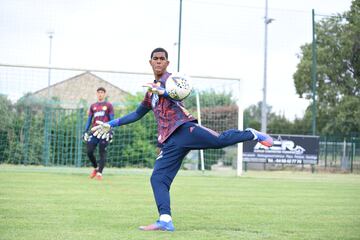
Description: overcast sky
0,0,353,120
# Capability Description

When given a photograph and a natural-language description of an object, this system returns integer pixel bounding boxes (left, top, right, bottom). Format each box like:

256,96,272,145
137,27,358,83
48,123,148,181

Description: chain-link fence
0,64,241,171
1,64,359,173
319,136,360,172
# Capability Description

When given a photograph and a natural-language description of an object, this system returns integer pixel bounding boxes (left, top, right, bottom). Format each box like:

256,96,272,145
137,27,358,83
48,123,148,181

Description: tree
0,94,14,131
293,1,360,136
0,95,15,163
244,101,286,133
185,89,236,109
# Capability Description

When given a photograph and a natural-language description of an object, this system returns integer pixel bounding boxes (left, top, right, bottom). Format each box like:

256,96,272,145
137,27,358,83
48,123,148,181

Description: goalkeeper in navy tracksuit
91,48,273,231
83,87,114,180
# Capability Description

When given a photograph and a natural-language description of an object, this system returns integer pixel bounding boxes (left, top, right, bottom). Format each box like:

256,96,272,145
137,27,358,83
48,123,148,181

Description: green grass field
0,165,359,240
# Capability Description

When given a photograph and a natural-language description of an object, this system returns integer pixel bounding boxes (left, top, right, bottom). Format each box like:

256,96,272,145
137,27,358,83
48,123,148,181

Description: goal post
237,79,244,176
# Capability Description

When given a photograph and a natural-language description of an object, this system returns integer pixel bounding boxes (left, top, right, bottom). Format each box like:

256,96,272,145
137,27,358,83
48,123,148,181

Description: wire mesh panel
1,64,359,173
0,64,241,170
319,136,360,172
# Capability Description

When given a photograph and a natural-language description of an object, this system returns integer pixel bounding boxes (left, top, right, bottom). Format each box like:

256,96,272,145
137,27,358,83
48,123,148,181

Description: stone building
33,71,130,108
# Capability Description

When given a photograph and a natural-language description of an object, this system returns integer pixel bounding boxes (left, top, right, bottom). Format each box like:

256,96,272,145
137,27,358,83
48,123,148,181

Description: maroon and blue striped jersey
88,101,114,127
141,72,196,144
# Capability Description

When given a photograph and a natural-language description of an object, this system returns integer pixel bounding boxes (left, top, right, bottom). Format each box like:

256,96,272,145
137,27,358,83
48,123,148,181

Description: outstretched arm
108,104,150,127
91,104,150,139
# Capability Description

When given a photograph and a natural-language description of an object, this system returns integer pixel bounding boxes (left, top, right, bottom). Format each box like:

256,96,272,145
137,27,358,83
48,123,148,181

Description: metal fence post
350,137,354,173
324,136,328,168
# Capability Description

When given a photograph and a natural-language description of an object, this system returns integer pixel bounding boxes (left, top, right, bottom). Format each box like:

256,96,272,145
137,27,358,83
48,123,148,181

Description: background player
91,48,273,230
83,87,114,180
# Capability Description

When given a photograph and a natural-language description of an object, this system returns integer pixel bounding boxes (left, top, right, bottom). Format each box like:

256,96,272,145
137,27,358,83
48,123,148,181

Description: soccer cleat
139,220,175,232
246,128,273,147
95,173,103,180
89,169,97,179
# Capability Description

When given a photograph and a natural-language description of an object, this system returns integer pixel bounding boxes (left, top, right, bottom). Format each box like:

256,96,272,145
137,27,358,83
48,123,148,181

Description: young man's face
96,90,106,101
149,52,169,78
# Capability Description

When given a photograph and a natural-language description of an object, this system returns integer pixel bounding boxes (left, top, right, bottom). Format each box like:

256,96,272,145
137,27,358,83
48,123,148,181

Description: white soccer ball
166,73,193,100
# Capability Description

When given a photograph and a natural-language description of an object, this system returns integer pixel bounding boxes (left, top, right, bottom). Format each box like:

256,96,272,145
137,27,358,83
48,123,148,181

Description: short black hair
150,47,168,59
97,87,106,92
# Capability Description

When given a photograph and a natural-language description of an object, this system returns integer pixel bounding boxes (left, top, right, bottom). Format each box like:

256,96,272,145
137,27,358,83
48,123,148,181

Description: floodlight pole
47,32,54,99
311,9,317,135
261,0,271,133
177,0,182,72
261,0,268,133
44,31,54,166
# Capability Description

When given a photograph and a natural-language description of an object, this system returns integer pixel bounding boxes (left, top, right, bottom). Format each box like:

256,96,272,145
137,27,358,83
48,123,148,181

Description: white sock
159,214,172,222
96,172,102,176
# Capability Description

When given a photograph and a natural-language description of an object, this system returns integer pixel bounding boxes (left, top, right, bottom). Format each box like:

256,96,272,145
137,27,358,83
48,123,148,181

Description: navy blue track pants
150,121,254,216
86,134,109,173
